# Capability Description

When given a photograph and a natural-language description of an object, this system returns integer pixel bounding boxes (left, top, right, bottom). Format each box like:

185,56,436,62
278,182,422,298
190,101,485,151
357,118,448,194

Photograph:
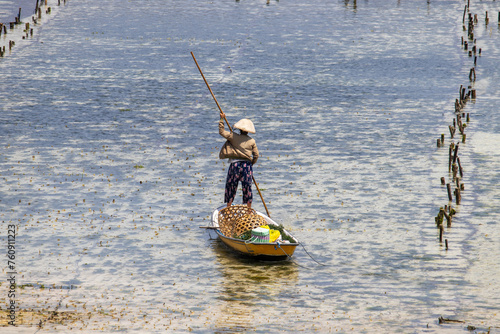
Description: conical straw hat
234,119,255,134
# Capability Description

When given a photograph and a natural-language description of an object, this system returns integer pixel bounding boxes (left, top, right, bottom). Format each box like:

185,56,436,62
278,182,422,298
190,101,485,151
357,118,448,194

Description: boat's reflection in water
209,239,299,333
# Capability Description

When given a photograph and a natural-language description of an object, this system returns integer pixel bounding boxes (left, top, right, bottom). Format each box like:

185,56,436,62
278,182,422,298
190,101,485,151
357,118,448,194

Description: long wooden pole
190,51,271,217
190,52,232,132
251,175,270,217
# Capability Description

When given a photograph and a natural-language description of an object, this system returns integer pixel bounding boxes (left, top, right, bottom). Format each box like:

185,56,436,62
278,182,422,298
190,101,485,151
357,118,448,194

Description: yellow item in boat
269,229,281,242
260,225,281,242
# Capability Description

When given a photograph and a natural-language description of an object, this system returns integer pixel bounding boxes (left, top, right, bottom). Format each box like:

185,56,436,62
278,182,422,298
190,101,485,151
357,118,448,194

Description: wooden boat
191,53,299,260
208,205,299,260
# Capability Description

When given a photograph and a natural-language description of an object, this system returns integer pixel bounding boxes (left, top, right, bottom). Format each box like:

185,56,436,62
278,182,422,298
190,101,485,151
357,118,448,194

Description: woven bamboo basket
218,205,268,238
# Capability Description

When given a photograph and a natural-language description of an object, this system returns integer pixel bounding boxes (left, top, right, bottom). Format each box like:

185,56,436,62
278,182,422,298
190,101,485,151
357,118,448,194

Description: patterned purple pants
225,161,253,204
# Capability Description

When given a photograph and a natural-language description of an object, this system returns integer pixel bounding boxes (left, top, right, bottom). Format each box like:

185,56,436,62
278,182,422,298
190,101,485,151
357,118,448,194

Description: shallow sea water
0,0,500,333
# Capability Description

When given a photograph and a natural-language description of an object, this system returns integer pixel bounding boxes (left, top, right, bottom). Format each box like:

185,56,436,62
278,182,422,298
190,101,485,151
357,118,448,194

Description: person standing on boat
219,111,259,209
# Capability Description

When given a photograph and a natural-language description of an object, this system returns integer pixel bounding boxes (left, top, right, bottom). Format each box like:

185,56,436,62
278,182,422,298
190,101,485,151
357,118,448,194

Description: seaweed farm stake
457,115,464,134
443,210,451,227
469,67,476,81
452,164,458,180
457,157,464,178
448,143,453,171
452,142,459,165
455,188,461,204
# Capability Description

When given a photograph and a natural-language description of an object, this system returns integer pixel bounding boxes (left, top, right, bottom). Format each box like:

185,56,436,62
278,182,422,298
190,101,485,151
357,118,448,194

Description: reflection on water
211,240,299,332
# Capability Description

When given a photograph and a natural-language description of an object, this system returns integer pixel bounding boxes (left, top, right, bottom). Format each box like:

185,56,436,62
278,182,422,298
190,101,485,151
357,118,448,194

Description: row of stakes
0,0,68,58
434,2,491,249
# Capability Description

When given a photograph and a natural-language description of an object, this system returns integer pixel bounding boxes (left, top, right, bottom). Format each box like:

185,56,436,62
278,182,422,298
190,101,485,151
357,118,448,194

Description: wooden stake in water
443,210,451,227
455,188,461,204
448,144,453,171
469,67,476,81
453,142,459,165
457,157,463,178
449,125,455,139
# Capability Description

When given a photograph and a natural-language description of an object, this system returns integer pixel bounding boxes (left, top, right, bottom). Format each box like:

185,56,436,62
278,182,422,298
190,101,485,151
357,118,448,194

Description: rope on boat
275,242,313,269
275,242,328,269
299,243,328,266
